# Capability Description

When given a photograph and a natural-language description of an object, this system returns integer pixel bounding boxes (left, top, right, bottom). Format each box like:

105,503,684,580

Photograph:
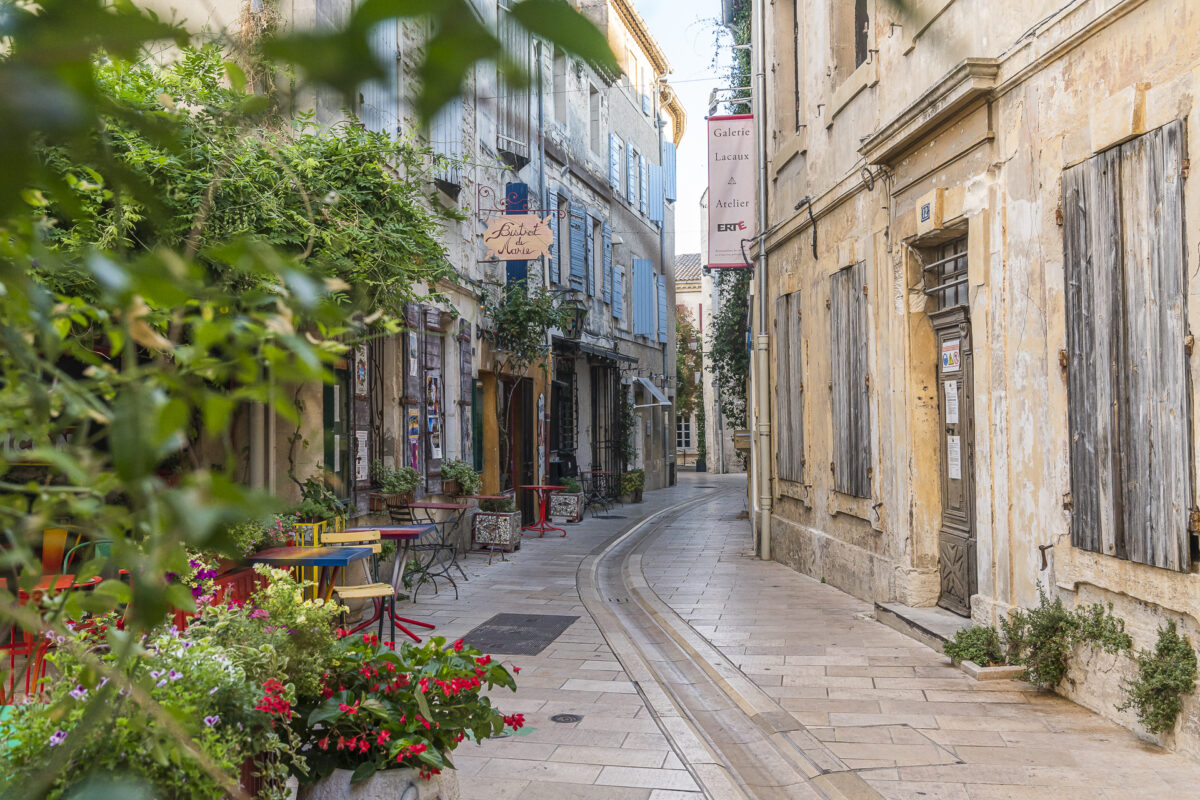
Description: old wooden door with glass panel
928,239,976,616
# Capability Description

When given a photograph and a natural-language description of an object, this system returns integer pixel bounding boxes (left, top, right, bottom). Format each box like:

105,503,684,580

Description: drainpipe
751,0,772,560
537,40,547,286
656,80,670,487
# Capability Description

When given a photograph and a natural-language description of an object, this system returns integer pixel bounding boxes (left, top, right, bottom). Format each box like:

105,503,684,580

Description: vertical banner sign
707,114,755,268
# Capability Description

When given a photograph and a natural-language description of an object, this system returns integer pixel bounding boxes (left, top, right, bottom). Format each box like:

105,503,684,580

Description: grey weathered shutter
830,263,869,498
663,141,677,201
775,293,804,484
613,267,625,321
361,20,399,136
423,308,444,494
403,304,424,478
569,207,586,291
546,189,559,284
430,96,463,186
602,222,613,305
639,158,649,216
1063,120,1190,571
626,145,637,204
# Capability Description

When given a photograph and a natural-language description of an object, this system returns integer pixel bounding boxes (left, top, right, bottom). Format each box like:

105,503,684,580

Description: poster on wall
941,339,961,373
354,345,368,397
706,114,755,269
408,335,419,377
425,372,443,460
947,435,962,480
354,430,369,482
407,407,420,469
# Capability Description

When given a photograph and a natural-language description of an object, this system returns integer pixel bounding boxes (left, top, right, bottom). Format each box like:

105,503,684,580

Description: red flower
376,730,391,745
318,737,329,751
418,677,430,693
513,666,521,674
476,655,492,666
338,701,359,715
358,739,371,753
452,639,464,652
503,713,526,730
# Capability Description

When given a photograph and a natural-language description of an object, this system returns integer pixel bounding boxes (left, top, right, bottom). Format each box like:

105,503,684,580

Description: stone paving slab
639,474,1200,799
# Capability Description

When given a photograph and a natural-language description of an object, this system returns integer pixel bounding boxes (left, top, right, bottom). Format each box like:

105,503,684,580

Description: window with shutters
360,20,399,137
633,259,654,337
830,262,870,498
613,266,626,325
554,193,569,284
496,3,530,169
569,207,586,292
639,159,649,216
609,135,623,191
553,48,567,122
662,142,677,202
775,292,804,484
590,216,603,297
584,214,595,296
656,274,667,343
601,222,613,306
1062,120,1192,572
627,146,638,206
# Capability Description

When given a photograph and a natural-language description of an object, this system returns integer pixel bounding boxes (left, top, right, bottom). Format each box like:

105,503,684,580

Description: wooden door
933,307,976,616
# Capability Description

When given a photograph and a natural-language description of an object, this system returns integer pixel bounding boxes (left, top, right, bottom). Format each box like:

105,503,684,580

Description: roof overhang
634,376,671,409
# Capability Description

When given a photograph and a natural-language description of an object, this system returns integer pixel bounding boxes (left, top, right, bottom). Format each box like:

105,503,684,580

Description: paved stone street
413,474,1200,799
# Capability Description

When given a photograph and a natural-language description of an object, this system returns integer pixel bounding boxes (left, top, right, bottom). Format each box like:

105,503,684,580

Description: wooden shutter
656,274,667,343
639,159,649,216
458,320,473,465
430,96,463,186
1063,120,1190,571
423,308,444,494
775,293,804,484
830,263,869,498
361,20,398,136
626,145,637,204
632,259,649,336
613,266,625,321
569,207,586,291
546,189,559,284
584,213,595,296
663,141,677,201
649,165,664,223
609,134,621,189
602,222,613,305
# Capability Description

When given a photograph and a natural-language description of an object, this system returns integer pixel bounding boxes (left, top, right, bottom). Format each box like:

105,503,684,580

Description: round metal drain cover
550,713,583,724
595,515,627,520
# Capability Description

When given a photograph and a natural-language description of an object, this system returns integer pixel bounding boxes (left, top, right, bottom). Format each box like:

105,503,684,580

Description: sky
636,0,734,257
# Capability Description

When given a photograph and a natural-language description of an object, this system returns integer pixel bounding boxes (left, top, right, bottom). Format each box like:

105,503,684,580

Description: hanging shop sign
707,114,755,269
483,214,554,261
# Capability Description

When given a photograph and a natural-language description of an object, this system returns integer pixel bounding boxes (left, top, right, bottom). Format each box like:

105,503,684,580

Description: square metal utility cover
462,613,579,656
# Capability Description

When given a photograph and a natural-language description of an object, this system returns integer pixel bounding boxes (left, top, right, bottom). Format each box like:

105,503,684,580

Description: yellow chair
322,530,394,641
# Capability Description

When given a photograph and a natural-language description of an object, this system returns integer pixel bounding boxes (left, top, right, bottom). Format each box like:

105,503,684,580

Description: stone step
873,601,971,654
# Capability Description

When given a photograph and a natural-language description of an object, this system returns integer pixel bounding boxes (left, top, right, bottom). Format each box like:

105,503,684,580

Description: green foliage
621,469,645,495
708,270,751,428
560,477,582,494
479,497,517,513
293,476,346,522
441,459,482,496
291,634,520,783
943,625,1004,666
675,304,703,418
371,462,423,496
1119,620,1198,734
224,515,293,558
618,389,638,466
1000,585,1132,689
481,282,572,374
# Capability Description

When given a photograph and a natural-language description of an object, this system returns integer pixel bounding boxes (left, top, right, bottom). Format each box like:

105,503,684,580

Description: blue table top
250,546,373,567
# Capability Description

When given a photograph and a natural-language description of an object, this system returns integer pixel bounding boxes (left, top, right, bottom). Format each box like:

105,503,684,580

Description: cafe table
406,501,473,583
249,546,373,604
520,485,567,538
341,526,437,642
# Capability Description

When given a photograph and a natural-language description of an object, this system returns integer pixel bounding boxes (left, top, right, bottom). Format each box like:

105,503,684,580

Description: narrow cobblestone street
418,473,1200,799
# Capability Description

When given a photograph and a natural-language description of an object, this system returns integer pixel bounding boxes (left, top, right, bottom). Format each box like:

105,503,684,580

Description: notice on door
947,435,962,480
944,380,959,424
941,339,961,373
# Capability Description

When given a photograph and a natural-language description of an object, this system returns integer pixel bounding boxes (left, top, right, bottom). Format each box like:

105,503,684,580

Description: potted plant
472,496,521,552
621,469,645,503
293,477,346,545
440,459,482,497
550,476,584,523
292,634,522,800
371,462,423,505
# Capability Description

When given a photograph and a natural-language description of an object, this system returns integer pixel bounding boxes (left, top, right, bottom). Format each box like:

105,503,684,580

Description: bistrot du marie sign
707,114,754,268
484,214,554,261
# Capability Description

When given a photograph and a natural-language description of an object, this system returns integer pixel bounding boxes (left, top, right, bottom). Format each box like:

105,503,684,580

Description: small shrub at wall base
560,477,582,494
441,460,482,496
371,462,423,496
479,498,516,513
943,626,1004,667
620,469,645,496
1119,620,1199,734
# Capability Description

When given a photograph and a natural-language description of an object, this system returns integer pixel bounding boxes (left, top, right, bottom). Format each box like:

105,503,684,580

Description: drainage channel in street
580,491,888,800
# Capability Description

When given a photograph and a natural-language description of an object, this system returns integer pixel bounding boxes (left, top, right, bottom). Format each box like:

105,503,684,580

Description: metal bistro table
407,501,473,585
343,526,438,643
249,546,373,604
520,484,567,538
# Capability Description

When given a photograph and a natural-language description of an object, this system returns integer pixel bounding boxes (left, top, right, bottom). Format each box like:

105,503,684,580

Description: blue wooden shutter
609,134,621,189
642,92,651,114
602,222,613,305
505,182,528,285
639,159,649,215
584,213,595,296
546,189,559,284
613,267,624,320
633,258,654,336
663,141,677,201
626,145,637,204
649,165,664,224
361,20,399,136
568,207,586,291
657,274,667,342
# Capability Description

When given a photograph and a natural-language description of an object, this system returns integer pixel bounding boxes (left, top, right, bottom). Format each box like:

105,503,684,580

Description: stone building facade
756,0,1200,756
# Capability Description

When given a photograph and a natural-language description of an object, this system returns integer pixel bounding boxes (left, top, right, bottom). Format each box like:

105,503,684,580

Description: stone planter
472,511,521,552
621,489,643,504
297,767,460,800
549,492,583,522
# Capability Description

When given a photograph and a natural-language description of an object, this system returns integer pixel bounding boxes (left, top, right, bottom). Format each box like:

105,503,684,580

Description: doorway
925,238,976,616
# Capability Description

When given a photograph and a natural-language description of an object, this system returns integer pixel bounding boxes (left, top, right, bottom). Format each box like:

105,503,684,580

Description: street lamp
553,289,588,341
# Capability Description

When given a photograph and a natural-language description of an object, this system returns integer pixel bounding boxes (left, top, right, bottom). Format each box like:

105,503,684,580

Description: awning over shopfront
552,337,637,364
634,376,671,409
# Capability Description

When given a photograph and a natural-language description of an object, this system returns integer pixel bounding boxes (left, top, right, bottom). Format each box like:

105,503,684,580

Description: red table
520,485,568,538
342,526,437,642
